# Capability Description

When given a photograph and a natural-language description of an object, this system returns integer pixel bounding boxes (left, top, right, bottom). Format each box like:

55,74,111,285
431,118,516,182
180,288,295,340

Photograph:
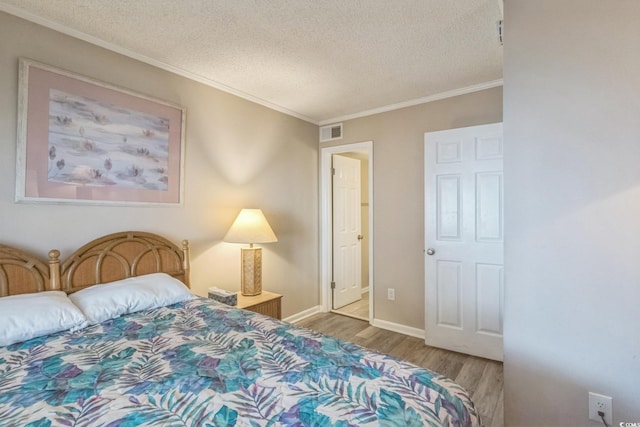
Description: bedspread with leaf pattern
0,298,481,426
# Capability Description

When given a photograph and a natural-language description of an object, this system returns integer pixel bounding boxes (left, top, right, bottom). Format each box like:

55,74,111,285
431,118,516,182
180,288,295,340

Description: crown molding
319,79,504,126
0,3,318,125
2,3,503,128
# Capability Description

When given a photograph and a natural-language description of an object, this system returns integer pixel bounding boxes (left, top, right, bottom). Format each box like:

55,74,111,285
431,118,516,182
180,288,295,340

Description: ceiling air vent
319,123,343,142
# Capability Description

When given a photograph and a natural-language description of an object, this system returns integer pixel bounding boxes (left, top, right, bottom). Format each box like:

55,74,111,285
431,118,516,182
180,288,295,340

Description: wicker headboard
50,231,190,293
0,245,51,296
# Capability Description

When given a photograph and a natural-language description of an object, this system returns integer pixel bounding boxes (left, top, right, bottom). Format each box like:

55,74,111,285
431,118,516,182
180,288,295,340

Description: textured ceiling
0,0,503,123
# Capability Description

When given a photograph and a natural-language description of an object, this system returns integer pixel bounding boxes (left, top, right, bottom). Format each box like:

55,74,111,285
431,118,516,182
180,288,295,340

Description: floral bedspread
0,298,481,426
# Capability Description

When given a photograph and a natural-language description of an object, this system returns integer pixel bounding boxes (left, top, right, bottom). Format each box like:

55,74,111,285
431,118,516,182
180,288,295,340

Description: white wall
504,1,640,424
0,12,319,318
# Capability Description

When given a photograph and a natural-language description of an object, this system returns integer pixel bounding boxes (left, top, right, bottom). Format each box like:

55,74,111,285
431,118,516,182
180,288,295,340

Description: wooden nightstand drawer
236,290,282,320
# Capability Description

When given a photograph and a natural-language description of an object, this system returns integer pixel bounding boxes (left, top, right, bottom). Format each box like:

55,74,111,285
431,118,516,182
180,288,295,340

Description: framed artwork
15,58,185,205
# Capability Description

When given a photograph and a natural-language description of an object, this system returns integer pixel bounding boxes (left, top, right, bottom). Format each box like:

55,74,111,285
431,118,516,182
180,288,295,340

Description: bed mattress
0,298,480,426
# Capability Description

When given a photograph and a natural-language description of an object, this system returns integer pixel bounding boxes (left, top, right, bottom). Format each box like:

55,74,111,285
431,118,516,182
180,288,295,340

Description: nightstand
236,290,282,320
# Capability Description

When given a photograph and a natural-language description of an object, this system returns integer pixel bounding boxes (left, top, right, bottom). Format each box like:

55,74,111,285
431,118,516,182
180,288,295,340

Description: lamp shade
223,209,278,244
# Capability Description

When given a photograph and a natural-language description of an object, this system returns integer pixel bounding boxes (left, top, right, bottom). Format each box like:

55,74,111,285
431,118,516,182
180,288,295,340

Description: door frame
331,154,363,310
320,141,374,323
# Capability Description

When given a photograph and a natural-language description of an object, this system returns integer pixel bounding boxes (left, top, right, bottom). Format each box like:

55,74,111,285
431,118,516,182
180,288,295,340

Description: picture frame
15,58,186,206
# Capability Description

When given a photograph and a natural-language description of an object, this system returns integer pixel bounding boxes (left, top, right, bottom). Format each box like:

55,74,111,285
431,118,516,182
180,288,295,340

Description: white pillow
0,291,88,347
69,273,194,325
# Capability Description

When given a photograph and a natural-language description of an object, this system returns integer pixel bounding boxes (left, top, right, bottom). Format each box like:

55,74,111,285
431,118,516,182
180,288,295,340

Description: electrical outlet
387,288,395,301
588,392,612,425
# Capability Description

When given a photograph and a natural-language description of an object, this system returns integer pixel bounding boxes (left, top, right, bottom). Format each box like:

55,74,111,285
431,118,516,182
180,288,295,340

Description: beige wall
504,1,640,424
324,87,503,329
0,12,319,318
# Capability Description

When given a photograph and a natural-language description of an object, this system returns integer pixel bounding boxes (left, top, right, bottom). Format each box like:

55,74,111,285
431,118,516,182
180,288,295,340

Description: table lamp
223,209,277,296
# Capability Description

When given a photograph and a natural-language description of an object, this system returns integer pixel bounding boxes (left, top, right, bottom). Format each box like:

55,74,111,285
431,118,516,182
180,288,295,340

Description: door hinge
331,167,336,176
330,281,336,289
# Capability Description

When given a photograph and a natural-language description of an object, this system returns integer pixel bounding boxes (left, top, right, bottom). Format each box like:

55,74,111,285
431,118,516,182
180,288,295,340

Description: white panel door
332,154,362,309
424,123,504,361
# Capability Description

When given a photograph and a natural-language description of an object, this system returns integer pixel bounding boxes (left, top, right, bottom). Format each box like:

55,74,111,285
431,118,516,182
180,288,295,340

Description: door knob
426,248,436,255
357,234,364,241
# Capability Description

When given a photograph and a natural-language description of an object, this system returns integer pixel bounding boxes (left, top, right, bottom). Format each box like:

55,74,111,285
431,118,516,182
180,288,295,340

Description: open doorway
320,141,373,323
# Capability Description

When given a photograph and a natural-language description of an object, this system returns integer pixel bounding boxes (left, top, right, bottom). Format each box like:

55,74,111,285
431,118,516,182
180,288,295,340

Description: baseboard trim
371,318,425,339
285,307,425,340
361,287,369,294
284,305,322,323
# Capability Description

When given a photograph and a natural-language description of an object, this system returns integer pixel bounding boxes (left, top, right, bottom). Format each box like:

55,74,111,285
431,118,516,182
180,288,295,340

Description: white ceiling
0,0,503,124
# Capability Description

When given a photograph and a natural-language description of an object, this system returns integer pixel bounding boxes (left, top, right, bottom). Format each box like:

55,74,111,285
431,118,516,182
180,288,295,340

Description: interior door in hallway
424,122,504,361
332,154,362,309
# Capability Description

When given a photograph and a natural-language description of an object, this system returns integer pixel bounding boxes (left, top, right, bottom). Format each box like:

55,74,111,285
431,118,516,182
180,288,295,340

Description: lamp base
241,247,262,296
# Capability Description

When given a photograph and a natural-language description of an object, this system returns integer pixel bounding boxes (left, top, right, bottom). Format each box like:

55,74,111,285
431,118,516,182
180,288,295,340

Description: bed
0,232,481,426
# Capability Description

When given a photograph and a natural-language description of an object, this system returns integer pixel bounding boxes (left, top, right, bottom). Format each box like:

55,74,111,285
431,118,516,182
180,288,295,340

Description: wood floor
295,312,504,427
332,291,369,319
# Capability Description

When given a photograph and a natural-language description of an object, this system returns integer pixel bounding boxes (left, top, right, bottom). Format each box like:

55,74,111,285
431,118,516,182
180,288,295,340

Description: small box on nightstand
207,287,237,306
